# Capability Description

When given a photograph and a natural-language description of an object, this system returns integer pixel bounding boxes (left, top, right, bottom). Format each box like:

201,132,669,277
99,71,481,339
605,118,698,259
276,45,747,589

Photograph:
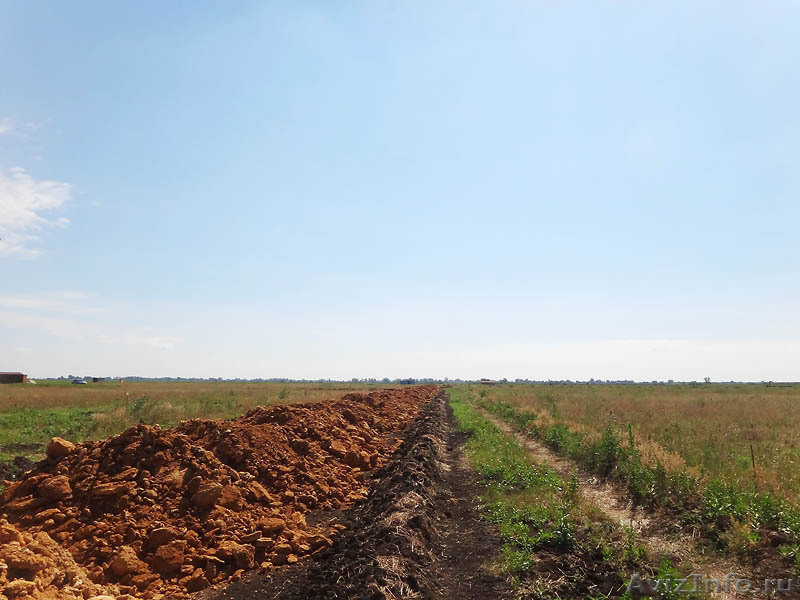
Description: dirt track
476,406,785,600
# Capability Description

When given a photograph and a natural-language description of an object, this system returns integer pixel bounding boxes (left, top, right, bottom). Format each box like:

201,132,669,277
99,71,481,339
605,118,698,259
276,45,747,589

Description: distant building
92,377,105,383
0,372,27,384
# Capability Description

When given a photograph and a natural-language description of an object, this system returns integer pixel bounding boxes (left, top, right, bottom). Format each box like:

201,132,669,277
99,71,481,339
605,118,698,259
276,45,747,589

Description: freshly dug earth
0,385,439,599
202,389,510,600
0,519,105,600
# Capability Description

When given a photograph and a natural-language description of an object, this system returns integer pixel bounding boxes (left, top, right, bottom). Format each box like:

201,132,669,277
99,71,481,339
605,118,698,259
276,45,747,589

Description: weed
564,469,579,505
623,526,646,563
718,519,760,556
653,559,704,600
587,425,625,475
778,544,800,574
552,507,575,550
544,424,582,457
130,396,155,423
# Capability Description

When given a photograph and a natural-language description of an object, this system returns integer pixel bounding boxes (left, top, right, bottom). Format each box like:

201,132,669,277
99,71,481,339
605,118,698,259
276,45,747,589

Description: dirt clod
45,437,74,460
0,520,112,599
191,480,224,508
37,475,71,501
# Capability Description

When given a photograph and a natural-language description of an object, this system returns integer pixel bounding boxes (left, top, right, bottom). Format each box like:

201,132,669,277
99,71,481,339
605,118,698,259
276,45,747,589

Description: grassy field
0,380,375,461
467,382,800,560
477,383,800,500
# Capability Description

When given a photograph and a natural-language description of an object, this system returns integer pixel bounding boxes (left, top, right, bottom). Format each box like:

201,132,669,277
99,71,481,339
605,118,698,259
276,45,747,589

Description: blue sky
1,1,798,380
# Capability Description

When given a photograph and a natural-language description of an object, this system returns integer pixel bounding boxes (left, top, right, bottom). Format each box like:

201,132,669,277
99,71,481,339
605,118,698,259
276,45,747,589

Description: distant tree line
51,375,783,385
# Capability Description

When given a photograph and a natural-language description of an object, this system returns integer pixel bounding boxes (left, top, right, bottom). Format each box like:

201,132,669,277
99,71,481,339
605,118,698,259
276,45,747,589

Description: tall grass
470,384,800,554
481,383,800,500
0,381,374,460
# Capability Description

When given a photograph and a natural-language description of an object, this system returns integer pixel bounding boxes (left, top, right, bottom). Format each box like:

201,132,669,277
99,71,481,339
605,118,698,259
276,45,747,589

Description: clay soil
0,386,442,599
199,389,510,600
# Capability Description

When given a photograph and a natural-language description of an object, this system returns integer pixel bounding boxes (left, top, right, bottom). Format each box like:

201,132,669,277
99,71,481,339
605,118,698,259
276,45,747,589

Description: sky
1,1,799,381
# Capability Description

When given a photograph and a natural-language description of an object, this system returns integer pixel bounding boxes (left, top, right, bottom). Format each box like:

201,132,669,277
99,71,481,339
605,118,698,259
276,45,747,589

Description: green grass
0,406,97,447
477,383,800,499
472,387,800,558
450,387,654,596
0,392,246,461
0,381,373,462
451,387,717,599
451,389,573,566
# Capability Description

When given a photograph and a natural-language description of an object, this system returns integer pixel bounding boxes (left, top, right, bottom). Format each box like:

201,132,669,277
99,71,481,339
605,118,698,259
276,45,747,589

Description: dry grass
0,380,376,412
479,383,800,500
0,380,377,460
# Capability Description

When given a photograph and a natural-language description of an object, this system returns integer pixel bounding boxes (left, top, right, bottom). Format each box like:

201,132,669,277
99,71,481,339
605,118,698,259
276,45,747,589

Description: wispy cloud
0,291,109,315
0,167,72,257
98,334,183,350
0,117,45,138
0,309,86,338
0,290,182,351
0,307,183,350
0,118,13,136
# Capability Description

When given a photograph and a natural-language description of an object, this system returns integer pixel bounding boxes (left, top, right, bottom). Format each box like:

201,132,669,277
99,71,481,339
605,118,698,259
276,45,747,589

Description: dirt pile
273,389,450,599
202,388,455,600
0,519,118,599
0,385,439,599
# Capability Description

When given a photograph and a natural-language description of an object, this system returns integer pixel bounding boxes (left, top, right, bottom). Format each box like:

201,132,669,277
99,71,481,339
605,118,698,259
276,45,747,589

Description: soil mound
283,391,447,598
0,385,439,599
0,519,118,599
203,388,456,600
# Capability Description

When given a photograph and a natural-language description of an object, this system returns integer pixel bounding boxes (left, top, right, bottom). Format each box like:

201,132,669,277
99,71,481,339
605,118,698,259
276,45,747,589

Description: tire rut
475,405,767,600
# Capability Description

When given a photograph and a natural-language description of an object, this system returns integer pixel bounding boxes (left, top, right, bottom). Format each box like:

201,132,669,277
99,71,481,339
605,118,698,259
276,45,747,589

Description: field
0,381,376,464
2,382,800,599
480,383,800,499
